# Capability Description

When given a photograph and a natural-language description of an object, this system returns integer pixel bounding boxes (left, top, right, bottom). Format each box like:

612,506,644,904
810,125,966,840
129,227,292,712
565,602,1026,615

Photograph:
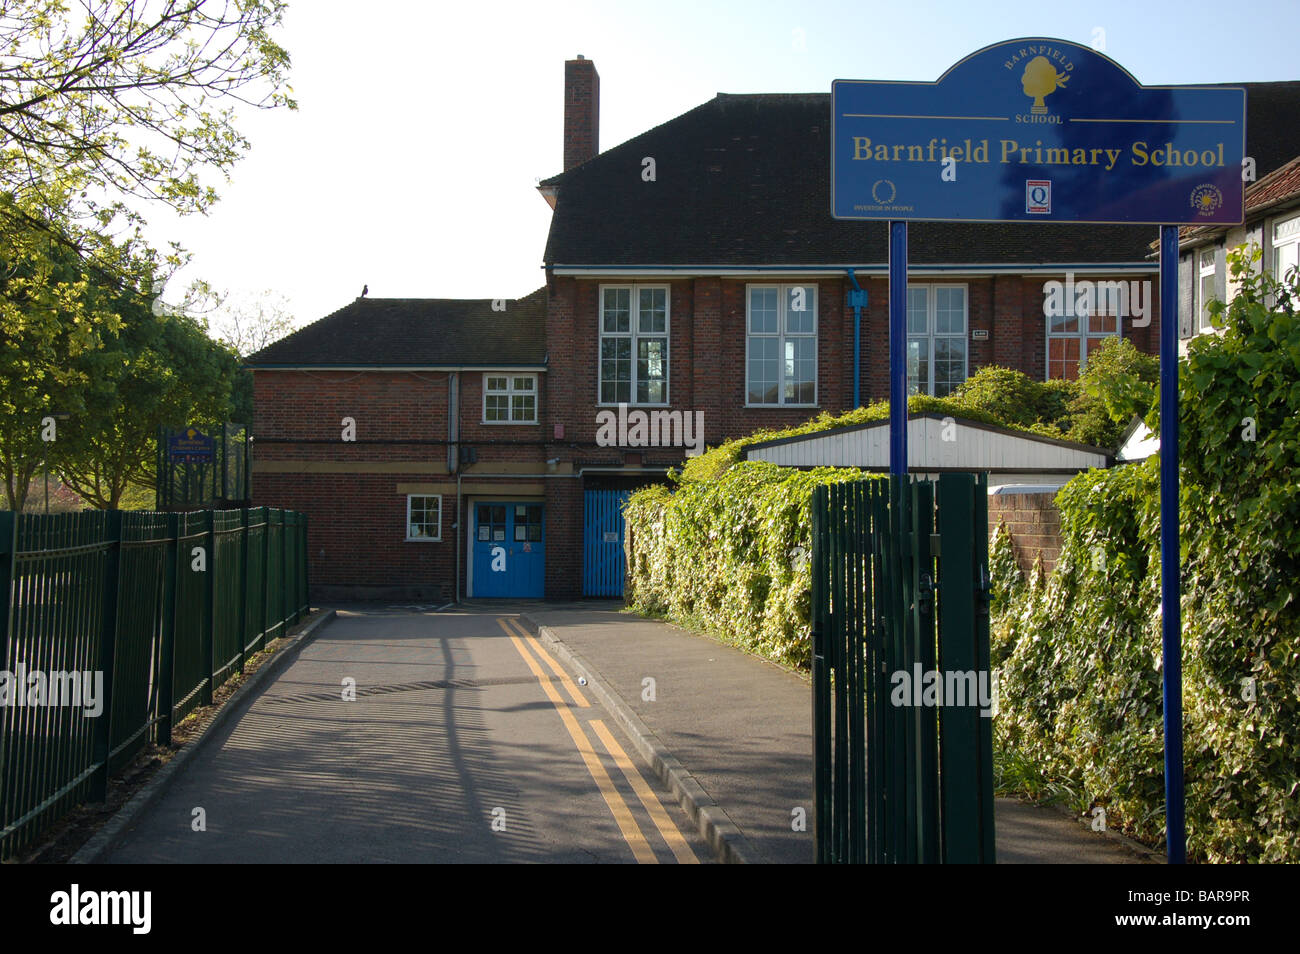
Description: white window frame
907,283,968,396
1197,247,1218,332
1273,213,1300,287
405,494,442,542
598,284,670,406
482,373,538,424
745,283,819,407
1044,280,1123,380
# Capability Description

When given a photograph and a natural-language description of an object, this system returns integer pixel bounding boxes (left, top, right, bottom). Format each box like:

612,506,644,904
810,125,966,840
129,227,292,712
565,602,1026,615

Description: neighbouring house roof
246,287,548,368
542,83,1300,270
742,413,1111,472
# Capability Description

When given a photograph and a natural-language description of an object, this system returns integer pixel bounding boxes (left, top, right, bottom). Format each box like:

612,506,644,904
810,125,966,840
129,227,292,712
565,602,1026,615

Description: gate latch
976,565,992,617
918,573,935,617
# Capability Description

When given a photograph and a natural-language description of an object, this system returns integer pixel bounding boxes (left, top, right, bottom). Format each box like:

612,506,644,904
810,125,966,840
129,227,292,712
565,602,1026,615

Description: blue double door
472,501,544,598
583,490,630,597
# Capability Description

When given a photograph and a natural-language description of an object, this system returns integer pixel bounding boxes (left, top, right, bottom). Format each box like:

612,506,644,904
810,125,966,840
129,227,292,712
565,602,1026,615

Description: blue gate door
473,502,544,597
583,490,630,597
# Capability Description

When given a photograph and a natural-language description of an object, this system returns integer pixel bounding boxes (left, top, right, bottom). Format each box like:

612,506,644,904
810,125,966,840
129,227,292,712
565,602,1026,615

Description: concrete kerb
70,608,339,865
518,612,755,865
1045,801,1167,864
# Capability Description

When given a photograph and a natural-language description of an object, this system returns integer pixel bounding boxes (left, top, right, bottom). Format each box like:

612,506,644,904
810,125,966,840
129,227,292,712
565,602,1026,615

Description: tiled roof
246,287,547,367
542,83,1300,268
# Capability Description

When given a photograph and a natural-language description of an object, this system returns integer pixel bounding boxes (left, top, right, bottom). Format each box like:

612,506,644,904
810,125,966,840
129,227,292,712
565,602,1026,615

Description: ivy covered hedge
625,462,868,668
626,392,1031,667
994,247,1300,862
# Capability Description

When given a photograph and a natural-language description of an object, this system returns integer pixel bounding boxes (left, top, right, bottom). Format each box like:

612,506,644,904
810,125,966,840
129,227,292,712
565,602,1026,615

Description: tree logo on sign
1021,56,1069,114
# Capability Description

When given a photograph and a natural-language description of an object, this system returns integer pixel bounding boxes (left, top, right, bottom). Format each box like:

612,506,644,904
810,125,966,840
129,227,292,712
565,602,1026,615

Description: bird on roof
361,284,369,297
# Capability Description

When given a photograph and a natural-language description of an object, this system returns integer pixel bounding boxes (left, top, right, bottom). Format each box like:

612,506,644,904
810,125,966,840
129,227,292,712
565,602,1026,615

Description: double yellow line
497,617,698,864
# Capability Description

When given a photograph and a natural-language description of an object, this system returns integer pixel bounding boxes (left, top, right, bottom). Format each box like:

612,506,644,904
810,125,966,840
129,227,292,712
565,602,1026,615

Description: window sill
405,536,443,543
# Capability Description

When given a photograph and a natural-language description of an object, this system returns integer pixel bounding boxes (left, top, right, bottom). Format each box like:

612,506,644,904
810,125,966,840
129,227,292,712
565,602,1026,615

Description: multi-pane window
477,504,507,541
406,495,441,541
747,285,817,405
600,286,668,404
907,285,967,396
513,504,543,542
1274,214,1300,286
1198,248,1218,331
484,374,537,423
1046,285,1119,380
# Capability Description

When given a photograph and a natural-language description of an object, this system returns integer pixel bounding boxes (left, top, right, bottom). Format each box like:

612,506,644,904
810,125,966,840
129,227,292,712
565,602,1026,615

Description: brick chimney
564,56,599,172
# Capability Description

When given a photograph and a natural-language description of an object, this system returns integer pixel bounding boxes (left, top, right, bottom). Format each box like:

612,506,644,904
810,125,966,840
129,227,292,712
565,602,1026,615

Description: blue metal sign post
833,38,1245,863
1158,224,1185,864
888,222,908,477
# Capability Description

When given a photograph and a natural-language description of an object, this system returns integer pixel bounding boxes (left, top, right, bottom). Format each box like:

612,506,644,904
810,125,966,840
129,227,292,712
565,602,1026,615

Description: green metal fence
812,474,995,864
0,506,309,860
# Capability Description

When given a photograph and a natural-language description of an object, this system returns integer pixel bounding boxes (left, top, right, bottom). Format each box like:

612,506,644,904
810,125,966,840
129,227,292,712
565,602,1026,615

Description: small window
484,374,537,423
1198,249,1218,331
406,495,442,542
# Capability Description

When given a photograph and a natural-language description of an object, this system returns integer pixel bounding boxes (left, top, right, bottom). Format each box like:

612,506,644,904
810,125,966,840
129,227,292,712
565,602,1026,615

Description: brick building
248,58,1300,601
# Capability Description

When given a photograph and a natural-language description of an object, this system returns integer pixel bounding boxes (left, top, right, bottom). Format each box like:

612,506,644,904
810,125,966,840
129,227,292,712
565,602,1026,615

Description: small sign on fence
167,427,216,463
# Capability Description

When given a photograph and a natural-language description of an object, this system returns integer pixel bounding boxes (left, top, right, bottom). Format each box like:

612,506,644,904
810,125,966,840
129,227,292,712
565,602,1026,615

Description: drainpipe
847,269,867,408
450,372,461,603
456,471,463,604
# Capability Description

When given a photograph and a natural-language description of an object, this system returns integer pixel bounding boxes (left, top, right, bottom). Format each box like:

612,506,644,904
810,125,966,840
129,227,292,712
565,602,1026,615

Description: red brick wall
253,369,557,600
253,268,1159,600
987,492,1064,577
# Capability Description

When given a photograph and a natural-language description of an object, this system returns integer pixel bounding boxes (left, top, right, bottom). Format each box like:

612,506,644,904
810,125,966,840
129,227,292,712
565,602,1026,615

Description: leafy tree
1067,336,1159,448
0,206,141,510
950,365,1079,432
0,0,294,243
53,290,240,509
167,283,296,426
204,286,296,357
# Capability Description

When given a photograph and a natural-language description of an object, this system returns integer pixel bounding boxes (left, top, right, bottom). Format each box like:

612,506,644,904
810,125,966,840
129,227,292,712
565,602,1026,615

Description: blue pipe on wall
846,268,867,409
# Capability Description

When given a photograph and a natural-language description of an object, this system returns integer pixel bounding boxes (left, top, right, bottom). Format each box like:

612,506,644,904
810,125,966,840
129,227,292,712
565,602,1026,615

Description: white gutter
549,263,1159,277
247,365,549,372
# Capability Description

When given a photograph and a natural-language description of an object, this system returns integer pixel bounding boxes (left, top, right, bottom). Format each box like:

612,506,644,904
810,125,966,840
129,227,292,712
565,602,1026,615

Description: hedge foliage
625,462,869,668
629,392,1036,666
994,247,1300,862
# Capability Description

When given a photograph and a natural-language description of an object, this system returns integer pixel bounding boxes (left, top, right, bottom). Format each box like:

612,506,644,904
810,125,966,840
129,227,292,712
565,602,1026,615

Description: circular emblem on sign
872,179,896,204
1190,183,1223,217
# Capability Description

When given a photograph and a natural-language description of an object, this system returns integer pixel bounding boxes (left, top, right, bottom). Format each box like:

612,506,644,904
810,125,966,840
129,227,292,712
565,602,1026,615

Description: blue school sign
832,38,1245,224
832,37,1243,866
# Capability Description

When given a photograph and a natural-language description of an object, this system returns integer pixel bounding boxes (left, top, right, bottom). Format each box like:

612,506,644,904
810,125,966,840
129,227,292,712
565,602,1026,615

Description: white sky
146,0,1300,331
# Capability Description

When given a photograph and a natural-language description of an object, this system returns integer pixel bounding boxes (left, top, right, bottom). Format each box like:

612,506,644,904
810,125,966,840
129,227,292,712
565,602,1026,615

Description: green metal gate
812,473,995,864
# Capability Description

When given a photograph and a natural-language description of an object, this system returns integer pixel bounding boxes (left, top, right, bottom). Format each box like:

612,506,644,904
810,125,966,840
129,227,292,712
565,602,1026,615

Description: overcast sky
146,0,1300,330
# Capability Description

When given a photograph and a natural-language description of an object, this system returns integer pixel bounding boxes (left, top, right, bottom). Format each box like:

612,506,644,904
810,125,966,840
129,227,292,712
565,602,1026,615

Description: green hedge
994,247,1300,862
626,462,871,668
